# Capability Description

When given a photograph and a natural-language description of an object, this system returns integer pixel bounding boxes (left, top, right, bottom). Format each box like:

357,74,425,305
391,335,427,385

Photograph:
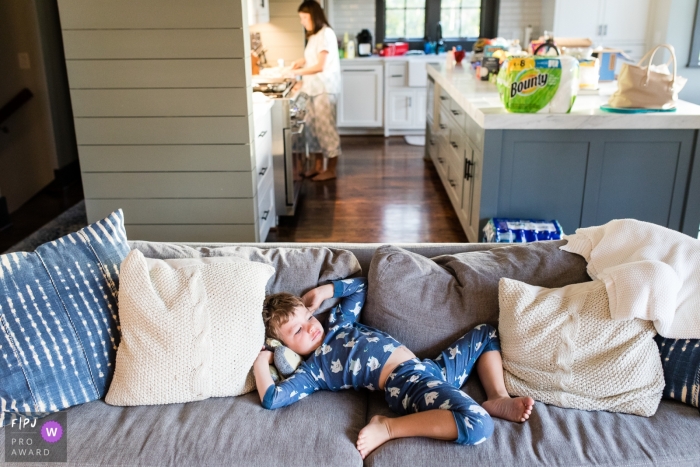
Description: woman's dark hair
298,1,331,37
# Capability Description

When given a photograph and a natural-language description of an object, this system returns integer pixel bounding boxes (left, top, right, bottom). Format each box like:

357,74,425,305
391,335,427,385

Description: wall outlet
18,53,30,70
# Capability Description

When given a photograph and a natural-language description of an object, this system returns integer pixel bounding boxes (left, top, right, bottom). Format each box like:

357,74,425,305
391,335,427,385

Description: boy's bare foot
303,168,319,178
311,170,336,181
356,415,392,459
482,396,534,423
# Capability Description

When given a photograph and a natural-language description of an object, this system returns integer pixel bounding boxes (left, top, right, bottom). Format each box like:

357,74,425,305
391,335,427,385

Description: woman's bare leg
312,156,338,181
477,350,534,422
356,410,457,459
304,153,323,177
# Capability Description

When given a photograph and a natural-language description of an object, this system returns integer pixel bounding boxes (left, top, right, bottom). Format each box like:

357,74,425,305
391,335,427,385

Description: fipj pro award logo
5,412,67,463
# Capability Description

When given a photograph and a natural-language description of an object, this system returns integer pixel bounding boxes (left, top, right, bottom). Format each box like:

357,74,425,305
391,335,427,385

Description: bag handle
637,44,677,87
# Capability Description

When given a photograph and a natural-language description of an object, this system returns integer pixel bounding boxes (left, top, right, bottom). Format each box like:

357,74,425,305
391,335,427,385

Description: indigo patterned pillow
0,210,129,425
655,335,700,413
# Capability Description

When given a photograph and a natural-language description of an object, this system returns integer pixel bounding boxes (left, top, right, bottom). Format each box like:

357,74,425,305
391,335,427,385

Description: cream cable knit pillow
498,278,664,417
106,250,274,406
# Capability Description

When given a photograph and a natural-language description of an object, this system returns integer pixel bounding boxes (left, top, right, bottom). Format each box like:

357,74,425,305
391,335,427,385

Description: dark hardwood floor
0,136,467,251
267,136,468,243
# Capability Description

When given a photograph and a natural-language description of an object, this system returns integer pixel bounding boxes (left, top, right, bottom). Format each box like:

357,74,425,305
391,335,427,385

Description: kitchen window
385,0,426,40
376,0,499,49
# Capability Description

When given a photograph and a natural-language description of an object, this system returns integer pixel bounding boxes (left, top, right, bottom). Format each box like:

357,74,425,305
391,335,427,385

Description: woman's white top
302,26,340,96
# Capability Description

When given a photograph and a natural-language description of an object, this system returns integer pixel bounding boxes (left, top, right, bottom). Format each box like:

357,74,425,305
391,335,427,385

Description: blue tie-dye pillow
0,210,129,425
655,335,700,414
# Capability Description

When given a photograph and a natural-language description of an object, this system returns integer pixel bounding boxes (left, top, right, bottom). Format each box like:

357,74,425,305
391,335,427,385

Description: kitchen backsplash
330,0,375,42
499,0,543,45
250,0,305,64
253,0,543,62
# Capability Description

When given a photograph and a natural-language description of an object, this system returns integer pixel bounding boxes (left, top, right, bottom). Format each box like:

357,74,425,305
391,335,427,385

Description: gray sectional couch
2,242,699,467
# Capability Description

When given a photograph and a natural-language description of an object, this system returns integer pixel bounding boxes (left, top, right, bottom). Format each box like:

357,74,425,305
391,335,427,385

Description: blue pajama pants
383,324,501,445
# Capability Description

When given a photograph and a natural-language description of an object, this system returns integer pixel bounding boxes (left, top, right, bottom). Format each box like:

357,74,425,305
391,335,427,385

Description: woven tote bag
608,44,687,109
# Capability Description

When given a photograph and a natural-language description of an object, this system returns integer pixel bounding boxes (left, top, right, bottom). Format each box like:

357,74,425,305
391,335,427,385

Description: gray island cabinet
426,64,700,242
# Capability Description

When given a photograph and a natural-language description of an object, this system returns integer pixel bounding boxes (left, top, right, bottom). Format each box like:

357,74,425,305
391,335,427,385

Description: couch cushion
0,210,130,426
499,278,664,416
130,242,360,316
364,378,700,467
105,251,275,406
363,241,590,358
0,390,366,467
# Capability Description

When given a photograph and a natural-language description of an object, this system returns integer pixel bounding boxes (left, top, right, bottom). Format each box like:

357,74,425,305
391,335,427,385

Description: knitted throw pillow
0,210,130,426
498,278,665,417
105,250,274,406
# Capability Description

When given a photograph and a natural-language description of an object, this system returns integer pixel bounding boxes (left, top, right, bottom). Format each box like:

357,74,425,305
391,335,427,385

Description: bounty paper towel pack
497,55,579,113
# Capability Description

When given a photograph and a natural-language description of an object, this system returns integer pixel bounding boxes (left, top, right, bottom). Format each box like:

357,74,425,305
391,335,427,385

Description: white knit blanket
560,219,700,339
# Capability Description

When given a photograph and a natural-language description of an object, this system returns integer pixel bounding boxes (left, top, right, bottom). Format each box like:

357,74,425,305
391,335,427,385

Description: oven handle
291,122,305,135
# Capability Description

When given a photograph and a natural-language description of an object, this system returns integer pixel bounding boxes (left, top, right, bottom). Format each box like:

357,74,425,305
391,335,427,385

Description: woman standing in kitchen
290,1,341,181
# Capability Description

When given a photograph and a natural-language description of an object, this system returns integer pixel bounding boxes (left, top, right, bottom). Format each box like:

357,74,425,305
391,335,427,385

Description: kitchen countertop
341,54,444,65
427,62,700,130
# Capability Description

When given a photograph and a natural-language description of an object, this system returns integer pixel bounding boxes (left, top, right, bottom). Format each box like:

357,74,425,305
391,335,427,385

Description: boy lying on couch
253,277,534,459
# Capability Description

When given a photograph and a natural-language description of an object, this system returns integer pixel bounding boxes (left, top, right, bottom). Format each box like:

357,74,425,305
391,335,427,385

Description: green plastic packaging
497,56,579,113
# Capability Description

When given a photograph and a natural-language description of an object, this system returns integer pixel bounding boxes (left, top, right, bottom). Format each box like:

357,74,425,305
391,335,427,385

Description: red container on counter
394,42,409,55
379,42,409,56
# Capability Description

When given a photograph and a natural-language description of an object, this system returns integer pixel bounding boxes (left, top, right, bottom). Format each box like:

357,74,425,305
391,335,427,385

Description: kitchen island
426,63,700,242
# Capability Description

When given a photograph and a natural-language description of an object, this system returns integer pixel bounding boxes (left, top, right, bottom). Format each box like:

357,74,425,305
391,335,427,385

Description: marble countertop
427,63,700,130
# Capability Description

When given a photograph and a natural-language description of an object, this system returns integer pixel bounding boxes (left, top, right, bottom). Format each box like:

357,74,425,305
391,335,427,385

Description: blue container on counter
483,218,564,243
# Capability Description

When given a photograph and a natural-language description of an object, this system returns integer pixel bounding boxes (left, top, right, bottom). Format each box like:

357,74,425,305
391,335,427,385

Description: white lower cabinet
387,90,413,128
386,89,426,130
338,65,383,127
253,102,275,241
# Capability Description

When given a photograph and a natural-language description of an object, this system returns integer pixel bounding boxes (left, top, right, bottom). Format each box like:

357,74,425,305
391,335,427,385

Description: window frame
375,0,499,51
689,0,700,67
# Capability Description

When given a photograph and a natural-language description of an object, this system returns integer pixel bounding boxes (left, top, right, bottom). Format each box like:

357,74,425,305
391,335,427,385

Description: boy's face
278,306,324,357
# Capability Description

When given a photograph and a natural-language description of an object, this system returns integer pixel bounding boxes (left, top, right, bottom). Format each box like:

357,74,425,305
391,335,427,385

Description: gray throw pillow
363,241,590,359
129,242,361,315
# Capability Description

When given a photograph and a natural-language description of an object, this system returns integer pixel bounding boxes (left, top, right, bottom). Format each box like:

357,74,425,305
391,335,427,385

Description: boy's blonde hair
262,293,305,341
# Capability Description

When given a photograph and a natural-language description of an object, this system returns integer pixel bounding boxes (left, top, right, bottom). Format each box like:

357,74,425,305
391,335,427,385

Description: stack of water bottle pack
483,218,564,243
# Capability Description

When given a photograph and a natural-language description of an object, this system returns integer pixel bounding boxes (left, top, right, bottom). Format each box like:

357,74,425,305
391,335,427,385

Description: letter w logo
46,427,58,437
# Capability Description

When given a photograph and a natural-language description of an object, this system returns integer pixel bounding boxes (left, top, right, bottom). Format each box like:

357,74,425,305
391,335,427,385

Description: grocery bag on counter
496,56,579,113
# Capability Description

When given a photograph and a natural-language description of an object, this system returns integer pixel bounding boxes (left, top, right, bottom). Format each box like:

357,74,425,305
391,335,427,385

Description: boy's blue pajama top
262,277,501,446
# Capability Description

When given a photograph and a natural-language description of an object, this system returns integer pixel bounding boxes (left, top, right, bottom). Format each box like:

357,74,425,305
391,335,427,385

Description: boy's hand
302,284,334,312
257,347,274,365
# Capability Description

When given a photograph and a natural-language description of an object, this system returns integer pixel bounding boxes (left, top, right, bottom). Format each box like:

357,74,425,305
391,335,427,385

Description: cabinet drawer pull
464,159,473,180
451,110,460,116
258,130,267,138
439,96,448,101
450,141,458,149
437,157,444,164
429,138,436,146
261,210,270,221
449,180,456,188
259,166,267,176
391,74,404,78
439,124,447,130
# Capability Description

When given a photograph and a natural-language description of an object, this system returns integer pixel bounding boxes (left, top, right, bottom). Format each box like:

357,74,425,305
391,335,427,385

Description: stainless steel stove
252,81,294,98
255,79,308,216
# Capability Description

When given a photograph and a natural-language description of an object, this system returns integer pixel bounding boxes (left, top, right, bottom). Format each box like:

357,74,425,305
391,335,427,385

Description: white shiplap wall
326,0,541,43
56,0,268,242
